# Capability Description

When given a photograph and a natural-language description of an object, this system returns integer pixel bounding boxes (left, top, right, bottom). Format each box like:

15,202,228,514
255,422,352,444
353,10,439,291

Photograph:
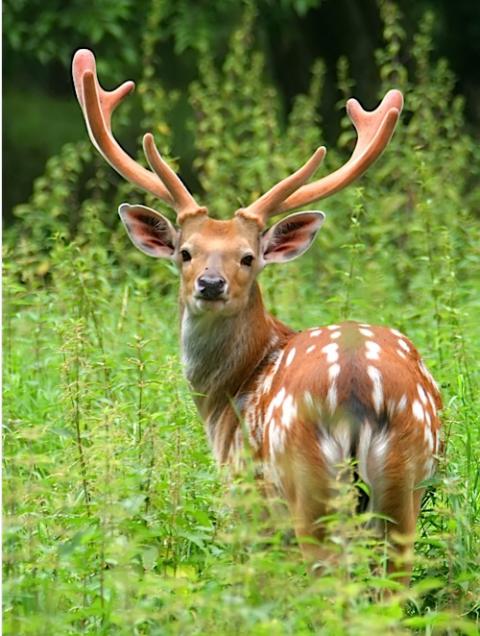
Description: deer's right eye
240,254,254,267
180,249,192,262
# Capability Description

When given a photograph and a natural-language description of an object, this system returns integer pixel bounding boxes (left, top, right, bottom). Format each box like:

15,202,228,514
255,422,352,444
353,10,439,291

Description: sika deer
72,49,442,580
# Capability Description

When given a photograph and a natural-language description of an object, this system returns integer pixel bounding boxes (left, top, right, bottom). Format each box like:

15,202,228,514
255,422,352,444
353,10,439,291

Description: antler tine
143,133,206,221
276,90,404,214
72,49,203,220
237,146,326,227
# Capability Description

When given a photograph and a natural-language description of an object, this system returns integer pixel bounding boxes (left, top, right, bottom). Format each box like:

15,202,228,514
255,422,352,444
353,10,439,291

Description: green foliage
4,0,140,71
4,3,480,634
4,0,323,69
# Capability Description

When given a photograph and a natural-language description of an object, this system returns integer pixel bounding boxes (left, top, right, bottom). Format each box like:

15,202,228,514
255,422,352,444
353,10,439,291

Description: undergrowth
3,2,480,634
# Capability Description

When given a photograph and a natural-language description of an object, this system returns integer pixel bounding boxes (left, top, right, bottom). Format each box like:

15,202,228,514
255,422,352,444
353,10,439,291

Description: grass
3,197,480,634
3,5,480,631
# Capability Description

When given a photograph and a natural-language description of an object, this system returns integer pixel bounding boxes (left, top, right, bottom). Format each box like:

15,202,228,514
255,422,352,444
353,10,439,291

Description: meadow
3,6,480,634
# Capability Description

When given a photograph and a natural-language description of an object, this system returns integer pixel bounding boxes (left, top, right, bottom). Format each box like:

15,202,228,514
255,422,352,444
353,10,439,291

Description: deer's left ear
261,211,325,264
118,203,178,259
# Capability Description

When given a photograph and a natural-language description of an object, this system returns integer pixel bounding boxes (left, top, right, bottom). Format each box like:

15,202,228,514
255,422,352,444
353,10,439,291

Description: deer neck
180,281,293,420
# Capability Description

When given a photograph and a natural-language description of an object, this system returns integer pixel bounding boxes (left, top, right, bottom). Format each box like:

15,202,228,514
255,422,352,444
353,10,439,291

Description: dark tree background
4,0,480,221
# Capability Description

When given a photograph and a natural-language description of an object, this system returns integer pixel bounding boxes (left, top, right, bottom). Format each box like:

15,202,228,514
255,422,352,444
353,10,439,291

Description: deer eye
240,254,254,267
180,249,192,262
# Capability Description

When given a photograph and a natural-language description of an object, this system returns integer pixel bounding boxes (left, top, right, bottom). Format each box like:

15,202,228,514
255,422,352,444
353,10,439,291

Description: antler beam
241,90,403,226
72,49,202,222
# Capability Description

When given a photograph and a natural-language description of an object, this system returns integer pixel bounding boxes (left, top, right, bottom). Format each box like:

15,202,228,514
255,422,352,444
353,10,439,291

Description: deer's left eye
240,254,254,267
180,249,192,262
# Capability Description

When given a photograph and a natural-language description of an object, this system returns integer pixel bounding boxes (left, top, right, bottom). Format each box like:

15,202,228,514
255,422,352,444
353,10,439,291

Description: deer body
72,49,442,578
181,276,442,566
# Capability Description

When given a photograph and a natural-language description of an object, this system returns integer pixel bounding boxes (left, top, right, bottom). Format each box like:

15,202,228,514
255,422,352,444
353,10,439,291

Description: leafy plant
4,3,480,634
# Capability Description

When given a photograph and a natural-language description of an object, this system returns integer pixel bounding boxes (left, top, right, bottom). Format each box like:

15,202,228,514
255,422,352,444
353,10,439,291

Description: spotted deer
72,49,442,580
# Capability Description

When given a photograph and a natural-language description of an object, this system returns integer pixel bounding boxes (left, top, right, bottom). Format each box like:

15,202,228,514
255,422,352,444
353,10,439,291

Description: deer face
119,204,325,316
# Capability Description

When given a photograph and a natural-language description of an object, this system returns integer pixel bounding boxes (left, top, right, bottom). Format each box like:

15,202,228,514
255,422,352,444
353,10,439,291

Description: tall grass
4,2,480,634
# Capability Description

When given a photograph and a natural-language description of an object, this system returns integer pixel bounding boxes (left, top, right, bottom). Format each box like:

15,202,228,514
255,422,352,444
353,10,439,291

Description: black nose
197,275,226,300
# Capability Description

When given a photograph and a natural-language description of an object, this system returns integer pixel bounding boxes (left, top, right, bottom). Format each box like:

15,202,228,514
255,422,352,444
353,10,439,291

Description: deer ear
261,211,325,264
118,203,178,259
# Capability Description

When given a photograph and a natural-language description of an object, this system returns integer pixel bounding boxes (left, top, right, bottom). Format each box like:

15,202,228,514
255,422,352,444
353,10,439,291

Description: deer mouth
191,295,231,314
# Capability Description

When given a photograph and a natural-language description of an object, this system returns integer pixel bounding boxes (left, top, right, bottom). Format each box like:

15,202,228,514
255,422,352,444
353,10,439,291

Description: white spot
397,349,407,360
262,349,285,394
418,360,440,393
365,340,382,360
285,348,296,367
390,328,404,338
417,384,428,405
320,437,339,466
367,365,384,414
327,325,340,331
328,363,341,381
274,387,286,408
397,394,408,413
398,339,410,353
310,329,322,337
326,382,338,413
424,426,434,452
418,360,430,379
425,411,431,428
262,371,274,395
269,420,286,456
412,400,424,422
359,327,374,337
326,364,341,413
357,424,373,487
266,386,286,422
419,360,440,392
280,394,296,429
427,391,436,414
424,456,435,479
321,342,339,363
330,330,342,340
359,323,371,328
306,345,316,354
265,400,275,424
434,434,441,455
320,421,351,468
357,422,390,505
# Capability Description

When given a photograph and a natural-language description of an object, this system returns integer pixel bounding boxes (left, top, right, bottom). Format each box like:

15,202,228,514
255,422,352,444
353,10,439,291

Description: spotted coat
233,321,442,511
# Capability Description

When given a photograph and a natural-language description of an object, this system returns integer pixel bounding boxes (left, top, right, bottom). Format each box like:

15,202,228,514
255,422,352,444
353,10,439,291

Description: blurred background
4,0,480,224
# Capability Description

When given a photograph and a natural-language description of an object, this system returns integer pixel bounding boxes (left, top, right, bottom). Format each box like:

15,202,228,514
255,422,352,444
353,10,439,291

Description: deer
72,49,442,582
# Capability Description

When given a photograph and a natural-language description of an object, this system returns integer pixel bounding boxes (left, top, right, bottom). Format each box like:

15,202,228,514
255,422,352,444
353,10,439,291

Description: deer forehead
180,216,259,253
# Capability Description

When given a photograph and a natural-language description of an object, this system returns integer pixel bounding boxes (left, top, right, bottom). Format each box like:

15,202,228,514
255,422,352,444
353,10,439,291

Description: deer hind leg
370,467,425,585
292,496,333,570
358,425,425,585
289,420,359,572
286,460,342,572
376,485,417,585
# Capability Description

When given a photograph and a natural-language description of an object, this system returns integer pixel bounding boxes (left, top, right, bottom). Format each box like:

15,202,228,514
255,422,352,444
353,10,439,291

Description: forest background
3,0,480,634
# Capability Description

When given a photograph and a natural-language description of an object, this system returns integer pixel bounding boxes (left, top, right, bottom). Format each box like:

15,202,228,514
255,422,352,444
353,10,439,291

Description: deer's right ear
119,203,178,259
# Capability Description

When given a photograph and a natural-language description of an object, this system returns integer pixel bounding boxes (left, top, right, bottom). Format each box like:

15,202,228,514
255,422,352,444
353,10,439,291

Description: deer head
72,49,403,319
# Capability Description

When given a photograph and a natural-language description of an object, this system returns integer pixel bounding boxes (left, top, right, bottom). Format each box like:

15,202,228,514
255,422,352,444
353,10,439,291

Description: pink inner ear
262,212,324,263
119,204,177,258
127,219,174,250
268,238,303,255
269,224,316,252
